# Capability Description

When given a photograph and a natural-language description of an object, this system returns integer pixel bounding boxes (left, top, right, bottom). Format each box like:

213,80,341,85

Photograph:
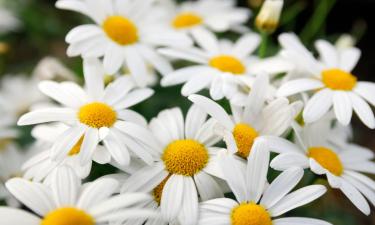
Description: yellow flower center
162,139,209,176
102,16,138,46
231,203,272,225
308,147,344,176
209,55,246,74
41,207,94,225
321,69,357,91
153,175,171,205
172,12,203,29
233,123,259,159
78,102,117,128
68,136,84,156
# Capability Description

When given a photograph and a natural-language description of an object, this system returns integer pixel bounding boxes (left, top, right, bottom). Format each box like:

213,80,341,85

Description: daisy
277,33,375,128
0,166,157,224
198,143,331,225
269,118,375,215
160,30,261,100
120,105,226,225
158,0,251,35
18,58,156,167
56,0,192,86
189,74,302,159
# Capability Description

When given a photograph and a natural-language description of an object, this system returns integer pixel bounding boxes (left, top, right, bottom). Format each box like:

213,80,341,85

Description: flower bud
255,0,283,34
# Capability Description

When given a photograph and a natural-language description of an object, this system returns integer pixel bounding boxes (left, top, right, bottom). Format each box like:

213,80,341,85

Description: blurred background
0,0,374,223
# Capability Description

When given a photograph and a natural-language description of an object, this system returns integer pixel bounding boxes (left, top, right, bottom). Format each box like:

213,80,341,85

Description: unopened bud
255,0,283,34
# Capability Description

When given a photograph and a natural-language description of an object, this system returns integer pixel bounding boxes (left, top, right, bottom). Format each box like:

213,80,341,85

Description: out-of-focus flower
270,119,375,215
277,33,375,128
189,74,302,159
18,58,156,167
255,0,283,34
56,0,191,86
0,7,20,34
198,146,330,225
0,167,157,224
160,30,261,100
121,105,225,225
159,0,251,35
32,57,77,82
335,34,357,49
0,75,46,119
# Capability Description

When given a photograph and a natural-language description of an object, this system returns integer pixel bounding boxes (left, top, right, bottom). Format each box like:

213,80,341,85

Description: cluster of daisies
1,0,375,224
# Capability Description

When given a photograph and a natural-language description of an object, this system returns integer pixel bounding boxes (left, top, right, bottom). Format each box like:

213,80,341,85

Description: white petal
188,94,234,130
270,153,309,171
257,136,301,154
117,109,147,127
332,91,352,125
161,175,184,221
6,178,55,216
354,81,375,106
339,47,361,72
219,153,247,203
315,40,339,67
66,25,102,43
277,79,324,97
179,177,199,225
340,179,370,215
158,48,208,64
195,172,224,201
261,167,304,209
268,185,326,217
246,140,269,202
349,92,375,129
191,27,218,54
185,105,208,139
113,88,154,109
303,89,333,123
77,177,119,209
161,66,212,86
83,58,105,100
55,0,88,15
50,166,80,206
17,108,75,125
233,33,261,58
103,130,130,166
0,207,40,225
138,45,173,76
79,128,99,165
103,45,125,75
181,75,212,96
125,46,149,87
38,81,83,108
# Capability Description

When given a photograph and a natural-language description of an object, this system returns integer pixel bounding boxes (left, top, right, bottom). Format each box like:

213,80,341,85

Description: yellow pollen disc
41,207,94,225
162,139,209,176
78,102,117,128
321,69,357,90
209,55,246,74
68,136,84,156
102,16,138,45
153,175,171,205
172,12,203,29
233,123,259,159
308,147,344,176
231,203,272,225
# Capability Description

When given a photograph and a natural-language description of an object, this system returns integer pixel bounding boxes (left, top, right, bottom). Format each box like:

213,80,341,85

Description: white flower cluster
0,0,374,225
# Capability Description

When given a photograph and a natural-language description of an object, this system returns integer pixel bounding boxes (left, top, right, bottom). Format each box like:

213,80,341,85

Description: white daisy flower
0,166,157,224
18,58,156,167
277,33,375,128
189,75,302,159
56,0,192,86
270,119,375,215
120,105,225,225
160,30,261,100
158,0,250,34
0,75,46,118
198,144,330,225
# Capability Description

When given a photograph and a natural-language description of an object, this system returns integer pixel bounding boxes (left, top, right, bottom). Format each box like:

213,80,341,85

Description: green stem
300,0,337,45
258,32,268,58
